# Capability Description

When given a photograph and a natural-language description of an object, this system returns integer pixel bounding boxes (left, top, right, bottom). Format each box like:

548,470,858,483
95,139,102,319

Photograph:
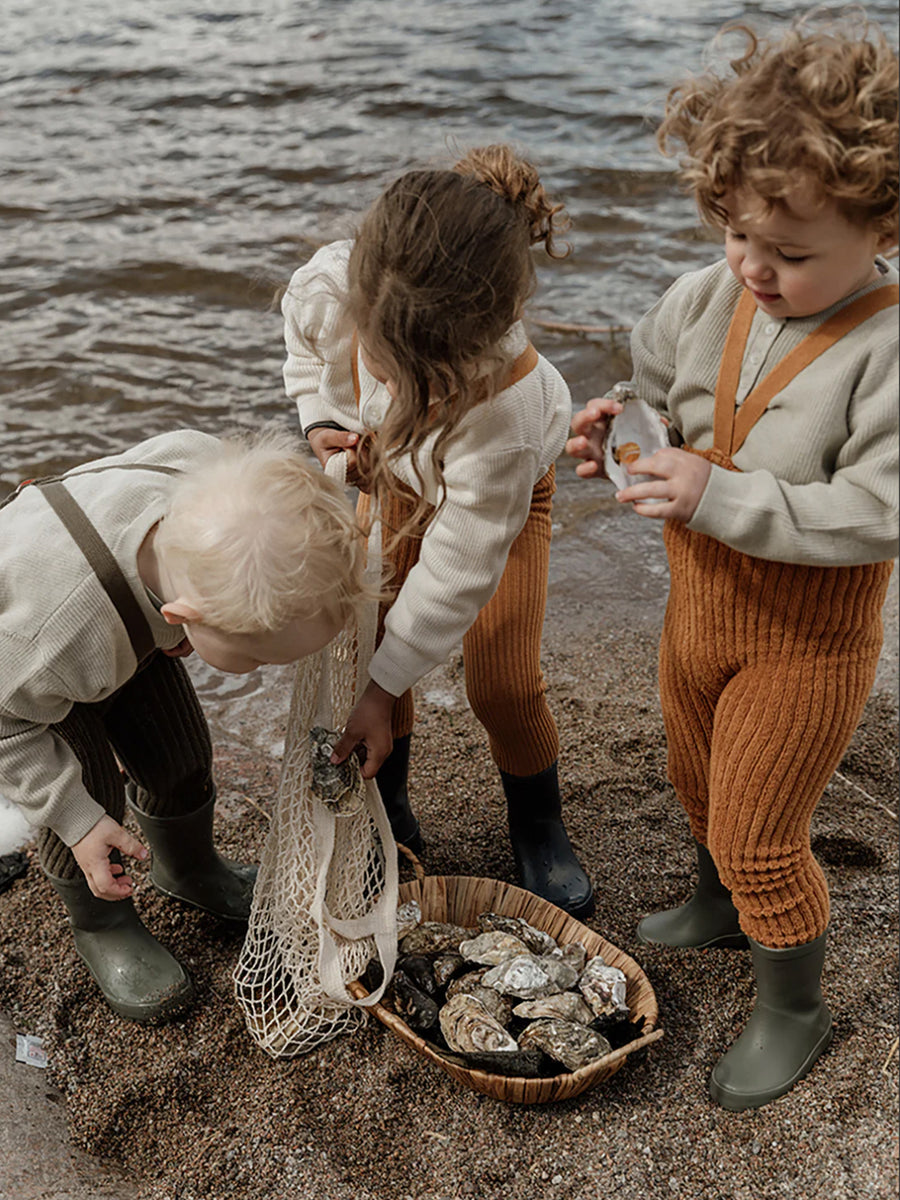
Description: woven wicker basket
349,874,663,1104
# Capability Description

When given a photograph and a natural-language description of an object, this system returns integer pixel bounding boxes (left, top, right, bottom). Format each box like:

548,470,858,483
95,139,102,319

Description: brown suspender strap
39,481,157,663
712,289,757,456
714,284,900,457
505,342,540,387
349,333,539,407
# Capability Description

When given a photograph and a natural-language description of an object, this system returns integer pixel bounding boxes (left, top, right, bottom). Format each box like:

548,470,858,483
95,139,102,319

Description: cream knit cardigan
631,257,899,566
282,240,572,699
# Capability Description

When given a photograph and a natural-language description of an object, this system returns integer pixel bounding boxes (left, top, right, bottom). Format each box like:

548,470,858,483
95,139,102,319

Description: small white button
765,322,779,335
748,352,761,365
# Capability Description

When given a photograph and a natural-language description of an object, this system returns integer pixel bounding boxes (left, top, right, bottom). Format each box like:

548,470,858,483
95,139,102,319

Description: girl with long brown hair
282,144,593,918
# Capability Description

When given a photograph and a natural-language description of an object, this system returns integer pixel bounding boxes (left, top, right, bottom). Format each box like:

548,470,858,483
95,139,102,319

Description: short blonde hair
657,13,899,242
155,430,373,634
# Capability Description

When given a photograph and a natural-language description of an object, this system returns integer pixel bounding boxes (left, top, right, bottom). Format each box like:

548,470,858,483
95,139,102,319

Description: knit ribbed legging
357,467,559,777
660,518,892,947
39,652,214,880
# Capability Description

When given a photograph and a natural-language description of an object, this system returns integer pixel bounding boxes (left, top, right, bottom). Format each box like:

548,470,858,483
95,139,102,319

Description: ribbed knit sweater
0,430,219,846
281,240,572,698
631,257,899,565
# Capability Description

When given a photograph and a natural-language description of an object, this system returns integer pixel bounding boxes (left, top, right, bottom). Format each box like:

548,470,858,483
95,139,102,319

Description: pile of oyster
363,903,646,1078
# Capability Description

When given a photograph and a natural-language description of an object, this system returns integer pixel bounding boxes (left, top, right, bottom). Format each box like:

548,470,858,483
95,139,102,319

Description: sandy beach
1,478,896,1200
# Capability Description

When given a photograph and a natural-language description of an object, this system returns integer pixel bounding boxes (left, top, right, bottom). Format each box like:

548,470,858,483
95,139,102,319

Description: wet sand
0,498,896,1200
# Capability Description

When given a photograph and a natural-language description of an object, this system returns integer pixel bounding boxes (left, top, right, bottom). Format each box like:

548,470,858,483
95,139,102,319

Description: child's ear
160,599,203,627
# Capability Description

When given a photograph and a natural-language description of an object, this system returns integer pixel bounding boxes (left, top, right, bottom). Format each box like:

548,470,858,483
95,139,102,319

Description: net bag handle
310,449,398,1007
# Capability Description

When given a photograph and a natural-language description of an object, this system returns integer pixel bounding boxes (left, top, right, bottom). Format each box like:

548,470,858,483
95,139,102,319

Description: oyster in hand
604,387,669,494
309,726,364,810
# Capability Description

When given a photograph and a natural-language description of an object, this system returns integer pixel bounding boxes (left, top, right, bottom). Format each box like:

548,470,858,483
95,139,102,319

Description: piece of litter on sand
15,1033,48,1069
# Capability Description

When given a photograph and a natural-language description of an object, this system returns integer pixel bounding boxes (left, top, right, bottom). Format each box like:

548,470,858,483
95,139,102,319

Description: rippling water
2,0,896,614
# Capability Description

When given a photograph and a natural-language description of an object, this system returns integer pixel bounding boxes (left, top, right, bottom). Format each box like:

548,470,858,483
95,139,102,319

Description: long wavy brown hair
656,12,898,243
346,144,569,536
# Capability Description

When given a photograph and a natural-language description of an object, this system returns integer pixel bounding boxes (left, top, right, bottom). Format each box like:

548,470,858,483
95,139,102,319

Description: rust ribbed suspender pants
661,512,891,947
357,466,560,778
659,285,897,948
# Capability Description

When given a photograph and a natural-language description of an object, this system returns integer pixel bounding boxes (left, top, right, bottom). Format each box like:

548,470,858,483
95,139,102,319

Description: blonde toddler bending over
0,428,369,1021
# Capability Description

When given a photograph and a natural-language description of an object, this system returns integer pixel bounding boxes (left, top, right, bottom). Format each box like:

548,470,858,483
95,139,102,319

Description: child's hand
615,447,711,522
71,815,149,901
307,428,374,491
565,394,626,479
327,679,395,779
307,427,361,471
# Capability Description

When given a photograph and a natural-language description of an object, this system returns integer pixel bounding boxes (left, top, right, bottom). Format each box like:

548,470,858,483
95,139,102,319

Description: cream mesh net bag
233,455,398,1057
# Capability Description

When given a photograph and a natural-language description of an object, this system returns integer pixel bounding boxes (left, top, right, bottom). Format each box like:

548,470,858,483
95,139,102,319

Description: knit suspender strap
714,284,900,457
39,482,156,662
349,332,539,407
504,341,540,387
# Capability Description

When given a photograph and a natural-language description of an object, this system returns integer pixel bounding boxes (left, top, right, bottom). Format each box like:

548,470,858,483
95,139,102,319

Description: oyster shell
395,954,437,997
309,726,364,811
445,968,488,999
432,953,466,990
396,900,422,940
400,921,474,956
481,954,566,1000
518,1019,612,1072
476,912,558,955
459,931,530,965
390,970,439,1033
604,388,669,494
439,993,518,1055
461,984,513,1028
512,992,595,1025
549,942,587,974
579,956,629,1019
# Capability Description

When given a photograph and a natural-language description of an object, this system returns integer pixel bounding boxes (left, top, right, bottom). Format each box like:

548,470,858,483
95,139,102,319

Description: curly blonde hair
155,430,374,635
346,144,569,532
657,13,899,242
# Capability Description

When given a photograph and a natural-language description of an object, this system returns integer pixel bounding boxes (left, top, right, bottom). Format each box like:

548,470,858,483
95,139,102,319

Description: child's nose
742,247,774,281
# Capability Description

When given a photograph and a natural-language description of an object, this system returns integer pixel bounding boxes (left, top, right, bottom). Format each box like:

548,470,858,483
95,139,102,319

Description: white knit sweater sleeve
630,269,701,412
281,241,362,435
0,640,106,846
368,445,540,697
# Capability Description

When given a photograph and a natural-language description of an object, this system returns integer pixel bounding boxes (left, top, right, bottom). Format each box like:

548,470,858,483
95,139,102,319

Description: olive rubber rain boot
128,789,257,921
375,734,425,857
709,930,832,1111
46,872,194,1022
637,839,749,948
501,762,595,920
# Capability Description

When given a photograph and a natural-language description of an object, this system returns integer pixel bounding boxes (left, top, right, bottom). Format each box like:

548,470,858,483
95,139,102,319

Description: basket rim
351,873,663,1089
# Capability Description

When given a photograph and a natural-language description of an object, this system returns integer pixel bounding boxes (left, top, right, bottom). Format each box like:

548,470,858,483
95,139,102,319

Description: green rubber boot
637,840,748,949
129,790,257,921
709,930,833,1111
47,873,194,1022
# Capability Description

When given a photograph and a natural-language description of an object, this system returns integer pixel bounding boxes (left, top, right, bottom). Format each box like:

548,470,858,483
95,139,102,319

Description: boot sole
150,878,252,923
636,927,749,950
709,1021,834,1110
